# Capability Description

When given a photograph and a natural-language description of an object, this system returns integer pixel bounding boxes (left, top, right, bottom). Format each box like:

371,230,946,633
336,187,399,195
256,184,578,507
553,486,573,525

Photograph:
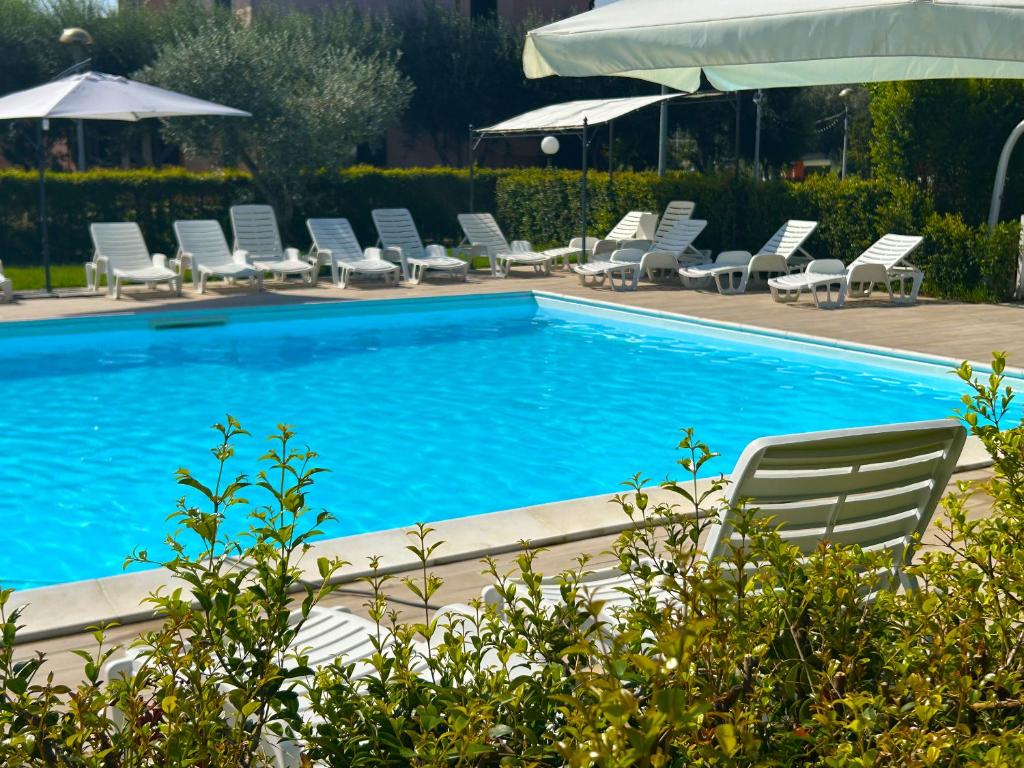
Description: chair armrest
168,257,181,273
618,238,653,251
382,246,403,264
285,247,300,260
152,253,168,269
312,247,332,265
364,247,385,261
511,239,532,253
425,244,447,259
232,249,250,265
568,235,600,250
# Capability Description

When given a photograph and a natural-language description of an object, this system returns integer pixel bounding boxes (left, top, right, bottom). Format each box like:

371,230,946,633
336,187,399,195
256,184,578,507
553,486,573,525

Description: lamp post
752,89,765,181
839,87,854,180
59,27,93,172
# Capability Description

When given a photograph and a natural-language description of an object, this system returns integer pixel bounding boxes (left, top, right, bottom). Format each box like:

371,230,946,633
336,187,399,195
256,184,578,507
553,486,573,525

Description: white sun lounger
372,208,469,284
768,233,924,309
0,260,11,303
87,222,182,300
679,219,818,294
482,418,965,616
571,217,708,291
457,212,553,277
543,209,658,266
306,218,400,289
173,220,261,294
230,205,316,285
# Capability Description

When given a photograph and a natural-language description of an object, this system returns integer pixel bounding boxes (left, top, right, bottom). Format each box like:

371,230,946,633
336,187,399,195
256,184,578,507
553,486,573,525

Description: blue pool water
0,293,991,587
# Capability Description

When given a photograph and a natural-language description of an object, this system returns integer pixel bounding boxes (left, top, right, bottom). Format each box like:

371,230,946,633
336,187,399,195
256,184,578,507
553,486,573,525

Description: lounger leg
199,272,207,295
113,276,122,300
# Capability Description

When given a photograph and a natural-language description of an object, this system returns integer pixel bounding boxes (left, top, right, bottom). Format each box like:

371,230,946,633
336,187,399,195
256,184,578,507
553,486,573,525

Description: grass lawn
5,264,87,291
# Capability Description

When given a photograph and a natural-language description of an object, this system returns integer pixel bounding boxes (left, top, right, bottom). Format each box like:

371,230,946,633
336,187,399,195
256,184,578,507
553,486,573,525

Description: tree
138,15,412,221
869,79,1024,222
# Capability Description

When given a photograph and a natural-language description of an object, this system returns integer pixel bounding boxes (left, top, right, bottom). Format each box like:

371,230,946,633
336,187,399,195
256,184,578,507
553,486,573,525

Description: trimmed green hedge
0,166,498,268
495,170,933,265
2,165,1018,302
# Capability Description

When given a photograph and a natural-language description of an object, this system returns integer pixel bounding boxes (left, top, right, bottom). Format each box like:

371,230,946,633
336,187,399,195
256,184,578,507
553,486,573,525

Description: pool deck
4,268,1014,687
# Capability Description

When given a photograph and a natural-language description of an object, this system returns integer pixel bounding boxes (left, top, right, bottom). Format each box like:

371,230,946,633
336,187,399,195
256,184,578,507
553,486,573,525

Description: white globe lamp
540,135,560,155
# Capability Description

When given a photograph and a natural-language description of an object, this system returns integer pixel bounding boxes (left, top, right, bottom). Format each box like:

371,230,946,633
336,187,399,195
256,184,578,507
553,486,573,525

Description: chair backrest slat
230,205,284,260
307,218,363,262
850,234,924,269
174,220,233,269
704,420,966,570
654,200,696,241
654,218,707,254
372,208,426,260
90,223,153,272
758,220,818,259
607,210,656,241
457,213,510,257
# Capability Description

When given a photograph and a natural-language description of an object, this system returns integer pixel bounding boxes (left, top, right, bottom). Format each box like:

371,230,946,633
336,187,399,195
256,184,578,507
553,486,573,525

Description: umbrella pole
468,123,475,214
37,120,51,295
581,118,588,268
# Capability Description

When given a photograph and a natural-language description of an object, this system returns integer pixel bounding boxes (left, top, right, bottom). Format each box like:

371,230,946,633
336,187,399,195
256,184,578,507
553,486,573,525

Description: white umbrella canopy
523,0,1024,92
0,71,250,294
0,71,250,121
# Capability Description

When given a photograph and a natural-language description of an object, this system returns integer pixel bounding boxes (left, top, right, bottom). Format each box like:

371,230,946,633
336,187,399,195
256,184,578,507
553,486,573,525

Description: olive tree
138,16,412,221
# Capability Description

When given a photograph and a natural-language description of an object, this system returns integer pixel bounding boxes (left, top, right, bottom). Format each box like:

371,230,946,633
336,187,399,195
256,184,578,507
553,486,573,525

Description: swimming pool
0,292,992,588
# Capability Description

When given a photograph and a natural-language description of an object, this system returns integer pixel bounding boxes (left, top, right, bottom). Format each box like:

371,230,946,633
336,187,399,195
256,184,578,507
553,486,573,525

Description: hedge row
1,165,1019,301
0,166,497,268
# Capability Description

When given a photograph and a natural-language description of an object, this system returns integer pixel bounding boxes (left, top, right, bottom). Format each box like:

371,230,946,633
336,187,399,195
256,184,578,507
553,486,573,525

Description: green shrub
0,166,500,268
920,213,1021,301
6,356,1024,765
495,170,933,263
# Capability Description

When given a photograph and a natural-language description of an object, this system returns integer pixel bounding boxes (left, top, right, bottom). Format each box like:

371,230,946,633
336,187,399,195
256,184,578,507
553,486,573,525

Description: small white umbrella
0,72,250,293
523,0,1024,91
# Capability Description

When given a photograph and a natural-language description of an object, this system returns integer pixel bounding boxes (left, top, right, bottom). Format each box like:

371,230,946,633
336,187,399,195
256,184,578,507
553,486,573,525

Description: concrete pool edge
12,436,991,643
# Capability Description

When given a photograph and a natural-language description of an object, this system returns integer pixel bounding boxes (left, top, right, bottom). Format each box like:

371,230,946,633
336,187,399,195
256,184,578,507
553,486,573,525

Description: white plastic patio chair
173,220,262,294
768,234,924,309
680,220,819,294
543,209,658,266
306,218,400,289
371,208,468,284
571,217,708,291
482,418,966,615
456,213,553,277
87,222,182,300
0,260,11,303
229,204,316,285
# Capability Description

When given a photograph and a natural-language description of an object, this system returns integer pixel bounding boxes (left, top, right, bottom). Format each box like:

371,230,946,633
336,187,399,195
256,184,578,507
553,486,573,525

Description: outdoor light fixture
540,135,560,155
59,27,93,172
839,87,855,180
59,27,94,46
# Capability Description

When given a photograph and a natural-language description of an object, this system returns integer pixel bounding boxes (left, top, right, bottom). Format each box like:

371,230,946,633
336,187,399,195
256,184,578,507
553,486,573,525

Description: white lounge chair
483,418,966,615
173,220,261,294
229,205,316,285
679,219,818,294
0,260,11,303
456,213,553,277
571,217,708,291
306,218,400,289
87,222,182,300
372,208,469,284
543,209,658,266
103,605,430,767
768,234,924,309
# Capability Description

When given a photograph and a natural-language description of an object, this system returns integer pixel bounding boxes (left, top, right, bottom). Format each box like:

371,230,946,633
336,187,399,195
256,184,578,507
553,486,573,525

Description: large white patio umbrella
0,72,250,293
523,0,1024,92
